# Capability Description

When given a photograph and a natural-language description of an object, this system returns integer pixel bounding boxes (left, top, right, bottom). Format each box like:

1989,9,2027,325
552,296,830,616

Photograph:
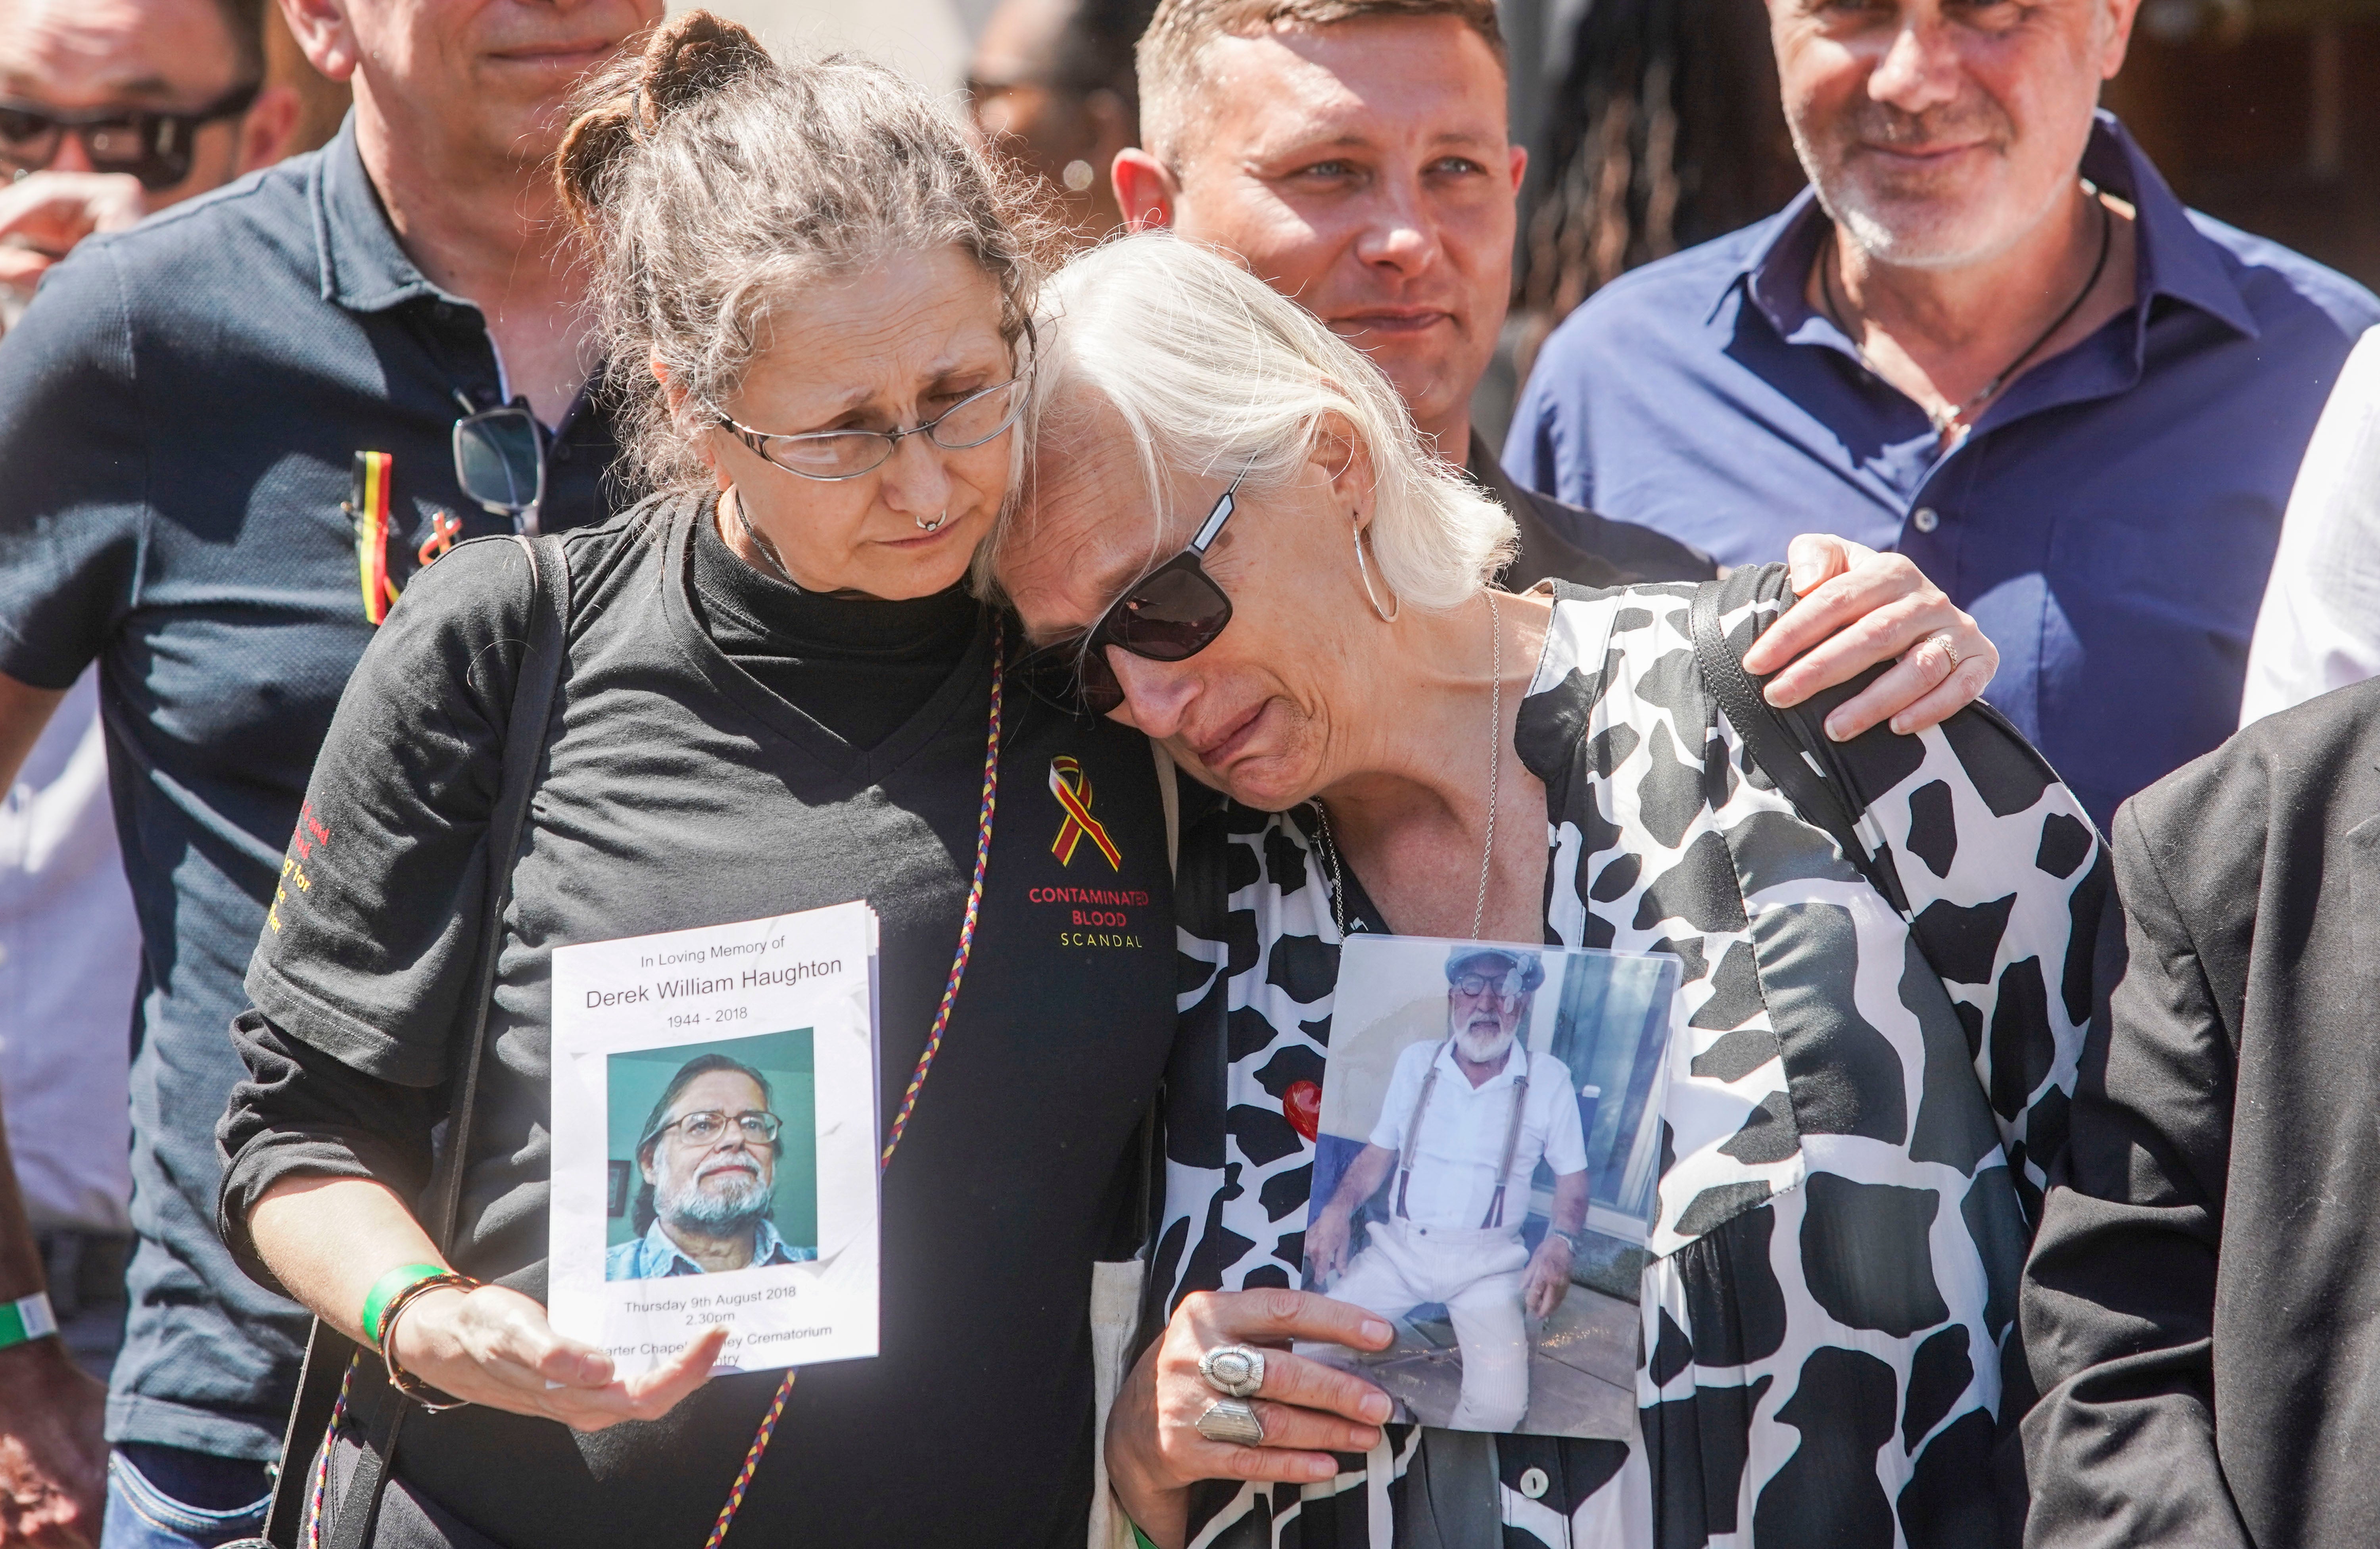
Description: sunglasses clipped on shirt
1015,463,1250,717
0,82,259,193
451,395,546,530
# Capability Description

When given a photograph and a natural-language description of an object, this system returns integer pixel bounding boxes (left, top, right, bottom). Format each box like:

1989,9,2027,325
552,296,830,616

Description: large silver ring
1194,1397,1265,1447
1198,1344,1267,1399
917,509,947,532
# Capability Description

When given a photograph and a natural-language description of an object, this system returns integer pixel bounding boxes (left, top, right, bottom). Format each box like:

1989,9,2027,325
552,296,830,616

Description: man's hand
1304,1205,1353,1284
1744,533,1998,742
0,1338,107,1549
0,173,145,296
1522,1235,1574,1321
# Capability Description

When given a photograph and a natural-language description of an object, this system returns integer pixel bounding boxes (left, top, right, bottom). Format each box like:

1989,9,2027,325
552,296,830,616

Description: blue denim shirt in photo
604,1216,816,1280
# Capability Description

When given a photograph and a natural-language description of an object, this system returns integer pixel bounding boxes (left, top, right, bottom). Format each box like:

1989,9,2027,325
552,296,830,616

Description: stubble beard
1788,94,2063,273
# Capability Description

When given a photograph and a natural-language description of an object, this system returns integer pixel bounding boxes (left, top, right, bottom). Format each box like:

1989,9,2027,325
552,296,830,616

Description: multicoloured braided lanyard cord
306,620,1007,1549
702,617,1005,1547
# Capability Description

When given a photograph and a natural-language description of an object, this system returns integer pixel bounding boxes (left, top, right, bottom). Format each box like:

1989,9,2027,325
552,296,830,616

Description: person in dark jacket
2021,676,2380,1547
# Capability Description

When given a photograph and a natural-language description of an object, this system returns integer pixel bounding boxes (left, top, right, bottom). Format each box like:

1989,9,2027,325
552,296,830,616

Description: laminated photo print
1297,934,1680,1439
548,901,882,1378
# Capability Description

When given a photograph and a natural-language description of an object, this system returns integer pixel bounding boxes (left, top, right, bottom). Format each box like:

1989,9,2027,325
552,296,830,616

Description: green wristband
0,1291,57,1351
362,1263,449,1350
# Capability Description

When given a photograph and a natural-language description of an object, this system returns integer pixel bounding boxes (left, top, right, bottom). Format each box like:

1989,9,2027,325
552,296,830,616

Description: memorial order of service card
548,901,881,1378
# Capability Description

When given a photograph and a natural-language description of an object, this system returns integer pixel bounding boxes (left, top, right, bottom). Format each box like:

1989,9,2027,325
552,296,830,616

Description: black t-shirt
220,493,1177,1546
684,500,980,748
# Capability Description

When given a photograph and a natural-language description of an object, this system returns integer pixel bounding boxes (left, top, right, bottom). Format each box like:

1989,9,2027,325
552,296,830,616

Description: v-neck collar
658,493,995,785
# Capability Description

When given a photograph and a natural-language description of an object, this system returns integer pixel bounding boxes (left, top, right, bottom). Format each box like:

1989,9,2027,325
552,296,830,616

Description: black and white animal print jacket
1158,565,2109,1549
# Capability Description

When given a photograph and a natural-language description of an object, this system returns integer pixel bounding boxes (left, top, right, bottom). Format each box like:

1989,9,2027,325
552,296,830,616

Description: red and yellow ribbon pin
350,451,399,625
1048,755,1121,870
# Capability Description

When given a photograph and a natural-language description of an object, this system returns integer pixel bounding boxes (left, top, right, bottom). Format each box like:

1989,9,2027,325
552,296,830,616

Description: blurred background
257,0,2380,445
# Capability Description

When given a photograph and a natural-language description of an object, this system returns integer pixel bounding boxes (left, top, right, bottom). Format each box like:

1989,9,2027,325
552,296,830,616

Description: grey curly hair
555,12,1055,494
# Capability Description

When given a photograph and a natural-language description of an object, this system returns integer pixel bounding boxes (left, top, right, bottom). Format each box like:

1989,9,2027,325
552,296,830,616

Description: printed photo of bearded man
606,1055,816,1280
1304,947,1588,1432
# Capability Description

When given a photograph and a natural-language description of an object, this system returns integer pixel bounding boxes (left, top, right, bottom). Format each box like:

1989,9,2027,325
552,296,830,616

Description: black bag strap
262,533,574,1549
1687,580,1910,917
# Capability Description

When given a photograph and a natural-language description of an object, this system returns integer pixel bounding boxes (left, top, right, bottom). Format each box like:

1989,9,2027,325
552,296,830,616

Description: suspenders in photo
1391,1038,1532,1230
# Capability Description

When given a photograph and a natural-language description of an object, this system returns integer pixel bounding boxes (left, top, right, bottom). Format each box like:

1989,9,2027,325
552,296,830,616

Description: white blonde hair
986,232,1513,610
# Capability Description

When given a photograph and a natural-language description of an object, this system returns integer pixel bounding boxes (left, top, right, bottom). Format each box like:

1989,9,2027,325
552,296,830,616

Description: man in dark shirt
1505,0,2380,828
2022,680,2380,1546
0,0,656,1541
1111,0,1714,592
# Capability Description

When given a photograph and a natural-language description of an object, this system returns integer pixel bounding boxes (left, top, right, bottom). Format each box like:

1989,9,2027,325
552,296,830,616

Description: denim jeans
101,1445,272,1549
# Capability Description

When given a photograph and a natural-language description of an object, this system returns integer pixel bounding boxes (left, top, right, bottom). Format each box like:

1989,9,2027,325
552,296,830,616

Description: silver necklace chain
1314,589,1502,942
1819,194,2112,437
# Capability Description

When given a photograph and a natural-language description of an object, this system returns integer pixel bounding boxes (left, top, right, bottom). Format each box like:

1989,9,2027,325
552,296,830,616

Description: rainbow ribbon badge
1049,755,1121,870
349,451,399,625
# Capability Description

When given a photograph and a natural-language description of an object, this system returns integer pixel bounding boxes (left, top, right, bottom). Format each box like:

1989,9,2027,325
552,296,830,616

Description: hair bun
636,10,773,129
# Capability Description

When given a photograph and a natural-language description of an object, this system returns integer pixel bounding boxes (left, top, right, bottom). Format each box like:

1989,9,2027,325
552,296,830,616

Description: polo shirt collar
1739,111,2259,347
311,113,460,314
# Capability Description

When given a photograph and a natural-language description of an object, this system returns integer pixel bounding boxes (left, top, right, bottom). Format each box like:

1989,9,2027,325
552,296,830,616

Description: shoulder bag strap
292,532,572,1549
1687,580,1910,916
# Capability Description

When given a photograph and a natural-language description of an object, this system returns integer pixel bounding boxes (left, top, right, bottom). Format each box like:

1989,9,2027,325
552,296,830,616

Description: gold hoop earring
1352,513,1399,623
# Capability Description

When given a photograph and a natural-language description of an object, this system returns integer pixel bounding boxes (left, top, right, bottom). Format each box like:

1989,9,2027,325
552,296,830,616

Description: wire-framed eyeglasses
651,1110,785,1149
713,372,1032,482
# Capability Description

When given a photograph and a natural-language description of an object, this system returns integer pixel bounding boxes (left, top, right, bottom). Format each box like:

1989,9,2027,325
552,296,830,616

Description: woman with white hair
991,235,2107,1549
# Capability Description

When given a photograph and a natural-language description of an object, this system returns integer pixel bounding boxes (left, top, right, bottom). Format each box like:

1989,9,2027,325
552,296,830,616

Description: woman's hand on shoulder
1106,1287,1396,1549
1741,534,1999,741
387,1284,726,1432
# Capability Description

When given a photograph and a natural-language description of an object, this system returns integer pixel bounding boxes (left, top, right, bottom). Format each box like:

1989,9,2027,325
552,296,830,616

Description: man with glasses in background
0,0,299,336
0,5,298,1549
0,0,656,1543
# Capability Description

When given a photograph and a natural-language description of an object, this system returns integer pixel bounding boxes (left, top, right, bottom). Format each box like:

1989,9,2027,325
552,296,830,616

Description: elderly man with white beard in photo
1507,0,2380,833
607,1057,813,1281
1303,947,1588,1434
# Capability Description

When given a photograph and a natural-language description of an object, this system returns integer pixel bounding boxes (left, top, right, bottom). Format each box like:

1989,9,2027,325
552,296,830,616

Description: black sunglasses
0,83,260,193
450,395,545,529
1016,464,1248,716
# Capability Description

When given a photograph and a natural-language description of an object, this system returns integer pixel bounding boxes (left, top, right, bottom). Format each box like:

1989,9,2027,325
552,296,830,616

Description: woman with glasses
210,17,1179,1548
986,236,2107,1549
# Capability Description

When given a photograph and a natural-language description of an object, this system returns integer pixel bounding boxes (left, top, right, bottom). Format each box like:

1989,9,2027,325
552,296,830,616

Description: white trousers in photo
1328,1218,1533,1432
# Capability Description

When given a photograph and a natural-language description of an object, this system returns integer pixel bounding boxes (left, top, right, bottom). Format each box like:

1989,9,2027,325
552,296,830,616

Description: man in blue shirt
0,0,658,1543
1506,0,2380,828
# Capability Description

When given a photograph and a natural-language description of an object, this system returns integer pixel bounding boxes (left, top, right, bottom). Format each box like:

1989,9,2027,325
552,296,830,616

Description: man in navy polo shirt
1506,0,2380,829
0,0,658,1542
